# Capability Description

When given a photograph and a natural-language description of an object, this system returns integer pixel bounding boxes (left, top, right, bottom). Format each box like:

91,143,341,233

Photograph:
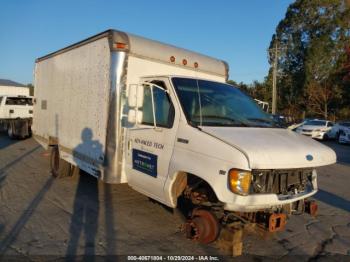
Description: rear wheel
50,146,60,177
7,124,15,139
50,146,73,178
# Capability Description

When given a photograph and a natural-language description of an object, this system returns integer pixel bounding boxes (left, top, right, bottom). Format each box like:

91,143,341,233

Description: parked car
296,119,334,140
328,121,350,140
288,121,305,131
338,126,350,144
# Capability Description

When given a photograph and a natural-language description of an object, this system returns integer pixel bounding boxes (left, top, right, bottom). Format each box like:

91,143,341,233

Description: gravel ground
0,134,349,260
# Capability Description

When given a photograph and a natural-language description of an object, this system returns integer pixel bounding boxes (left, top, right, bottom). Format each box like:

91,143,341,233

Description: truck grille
251,169,313,195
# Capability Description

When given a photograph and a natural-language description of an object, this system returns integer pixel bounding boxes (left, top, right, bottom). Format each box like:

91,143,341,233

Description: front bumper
223,169,318,212
224,189,317,212
297,130,327,139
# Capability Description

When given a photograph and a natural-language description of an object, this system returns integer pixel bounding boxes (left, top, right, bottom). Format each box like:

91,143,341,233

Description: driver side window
140,81,174,128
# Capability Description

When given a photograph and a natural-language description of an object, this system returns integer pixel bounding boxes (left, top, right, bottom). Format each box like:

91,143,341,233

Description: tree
343,46,350,82
27,83,34,96
266,0,350,119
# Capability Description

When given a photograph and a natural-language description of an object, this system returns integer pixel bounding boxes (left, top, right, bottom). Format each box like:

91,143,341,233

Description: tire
323,134,329,141
28,126,32,138
7,124,15,139
338,135,343,144
50,146,60,177
50,147,72,178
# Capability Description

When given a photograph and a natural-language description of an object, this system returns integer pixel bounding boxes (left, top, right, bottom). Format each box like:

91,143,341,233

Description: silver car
296,119,334,140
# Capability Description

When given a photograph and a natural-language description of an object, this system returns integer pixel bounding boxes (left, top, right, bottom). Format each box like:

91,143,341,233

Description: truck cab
125,76,336,214
0,95,33,138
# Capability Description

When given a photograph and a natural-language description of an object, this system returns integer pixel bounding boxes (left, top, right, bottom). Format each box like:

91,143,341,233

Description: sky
0,0,294,85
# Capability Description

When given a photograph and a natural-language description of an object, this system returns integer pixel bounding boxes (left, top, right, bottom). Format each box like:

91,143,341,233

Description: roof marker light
182,59,187,65
114,42,127,49
170,56,175,62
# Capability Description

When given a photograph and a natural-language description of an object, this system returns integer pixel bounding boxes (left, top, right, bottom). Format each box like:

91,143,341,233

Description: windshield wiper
193,115,249,127
247,118,280,128
247,118,273,123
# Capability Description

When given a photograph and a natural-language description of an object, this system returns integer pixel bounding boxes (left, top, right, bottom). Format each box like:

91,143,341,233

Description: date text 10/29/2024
127,256,220,261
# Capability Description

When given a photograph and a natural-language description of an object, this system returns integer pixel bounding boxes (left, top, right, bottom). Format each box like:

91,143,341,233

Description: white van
33,30,336,245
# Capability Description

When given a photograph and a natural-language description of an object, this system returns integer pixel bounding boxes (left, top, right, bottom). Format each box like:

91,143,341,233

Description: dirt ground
0,134,349,260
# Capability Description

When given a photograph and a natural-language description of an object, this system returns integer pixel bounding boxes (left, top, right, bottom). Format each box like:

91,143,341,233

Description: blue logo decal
132,149,158,177
306,154,313,161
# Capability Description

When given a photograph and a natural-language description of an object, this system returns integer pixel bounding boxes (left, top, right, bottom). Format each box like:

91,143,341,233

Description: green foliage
264,0,350,120
27,83,34,96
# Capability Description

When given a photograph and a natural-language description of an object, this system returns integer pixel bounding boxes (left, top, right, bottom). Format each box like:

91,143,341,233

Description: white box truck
33,30,336,247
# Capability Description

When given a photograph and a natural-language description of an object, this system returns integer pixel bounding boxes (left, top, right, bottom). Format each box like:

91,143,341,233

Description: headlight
228,169,251,196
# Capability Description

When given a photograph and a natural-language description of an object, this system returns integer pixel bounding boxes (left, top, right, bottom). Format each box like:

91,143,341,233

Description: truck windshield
5,97,33,106
172,77,274,127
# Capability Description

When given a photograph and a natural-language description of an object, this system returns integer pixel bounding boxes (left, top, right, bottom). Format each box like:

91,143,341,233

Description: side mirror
128,84,144,108
128,109,143,124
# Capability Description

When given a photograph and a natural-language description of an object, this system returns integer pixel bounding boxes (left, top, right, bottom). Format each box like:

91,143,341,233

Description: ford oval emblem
306,154,313,161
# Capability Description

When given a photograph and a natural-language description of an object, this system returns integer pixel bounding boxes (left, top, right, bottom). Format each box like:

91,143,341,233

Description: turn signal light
228,169,251,196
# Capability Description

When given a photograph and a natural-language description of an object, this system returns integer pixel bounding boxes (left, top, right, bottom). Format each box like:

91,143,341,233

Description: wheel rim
50,147,59,177
188,209,220,244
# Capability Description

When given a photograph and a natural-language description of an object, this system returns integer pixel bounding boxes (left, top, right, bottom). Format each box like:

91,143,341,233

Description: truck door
125,79,178,203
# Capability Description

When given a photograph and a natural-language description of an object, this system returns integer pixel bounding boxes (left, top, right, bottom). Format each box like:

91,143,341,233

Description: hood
201,127,336,169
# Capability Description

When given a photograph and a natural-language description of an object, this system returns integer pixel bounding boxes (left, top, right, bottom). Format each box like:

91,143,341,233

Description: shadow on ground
0,176,54,256
66,172,99,259
0,133,19,150
0,145,41,189
314,189,350,213
67,127,102,259
321,140,350,166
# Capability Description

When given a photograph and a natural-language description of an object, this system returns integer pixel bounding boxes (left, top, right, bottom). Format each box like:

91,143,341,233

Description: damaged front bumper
224,169,318,212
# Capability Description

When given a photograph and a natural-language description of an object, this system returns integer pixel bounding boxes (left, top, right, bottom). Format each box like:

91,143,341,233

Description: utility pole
272,40,278,115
